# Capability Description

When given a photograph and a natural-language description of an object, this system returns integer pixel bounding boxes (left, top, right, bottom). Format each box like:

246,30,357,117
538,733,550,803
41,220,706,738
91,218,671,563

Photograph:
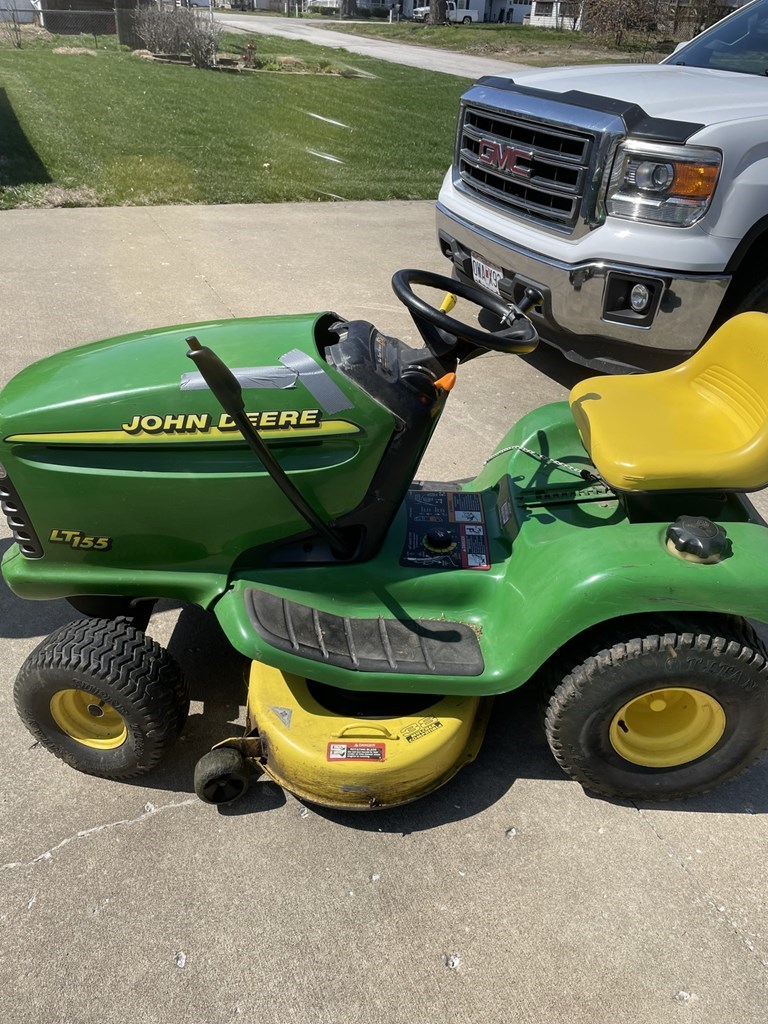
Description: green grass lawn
0,31,470,208
319,21,670,65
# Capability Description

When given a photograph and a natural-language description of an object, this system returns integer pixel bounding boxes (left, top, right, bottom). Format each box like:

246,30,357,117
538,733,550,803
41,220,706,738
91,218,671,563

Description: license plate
471,253,503,296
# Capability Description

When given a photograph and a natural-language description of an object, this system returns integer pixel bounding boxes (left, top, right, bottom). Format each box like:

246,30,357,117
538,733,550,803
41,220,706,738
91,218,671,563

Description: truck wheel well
716,223,768,329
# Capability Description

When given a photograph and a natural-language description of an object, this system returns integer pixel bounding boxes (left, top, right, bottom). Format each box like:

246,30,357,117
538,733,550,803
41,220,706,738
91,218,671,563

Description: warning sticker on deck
400,717,444,744
400,490,490,571
327,742,386,762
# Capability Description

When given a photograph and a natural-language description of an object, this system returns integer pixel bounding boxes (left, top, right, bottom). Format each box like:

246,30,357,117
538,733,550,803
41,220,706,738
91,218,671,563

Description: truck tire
734,278,768,315
14,617,188,778
462,15,471,22
544,618,768,801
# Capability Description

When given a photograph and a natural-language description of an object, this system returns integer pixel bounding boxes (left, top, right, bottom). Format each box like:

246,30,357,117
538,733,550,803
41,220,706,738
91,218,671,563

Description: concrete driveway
1,202,767,1024
214,12,530,77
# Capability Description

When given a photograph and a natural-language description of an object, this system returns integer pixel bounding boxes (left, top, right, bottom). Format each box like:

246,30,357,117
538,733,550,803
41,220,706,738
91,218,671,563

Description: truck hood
499,64,768,129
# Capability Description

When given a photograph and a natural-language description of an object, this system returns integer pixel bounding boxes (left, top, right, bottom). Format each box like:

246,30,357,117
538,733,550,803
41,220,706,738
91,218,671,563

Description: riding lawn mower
4,270,768,809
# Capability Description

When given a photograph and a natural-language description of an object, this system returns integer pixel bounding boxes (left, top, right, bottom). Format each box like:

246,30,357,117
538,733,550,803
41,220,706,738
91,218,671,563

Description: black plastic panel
246,588,484,677
0,473,43,558
474,78,705,144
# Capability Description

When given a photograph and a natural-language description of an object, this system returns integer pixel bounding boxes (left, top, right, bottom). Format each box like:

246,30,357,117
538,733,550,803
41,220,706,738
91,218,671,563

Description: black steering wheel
391,269,539,355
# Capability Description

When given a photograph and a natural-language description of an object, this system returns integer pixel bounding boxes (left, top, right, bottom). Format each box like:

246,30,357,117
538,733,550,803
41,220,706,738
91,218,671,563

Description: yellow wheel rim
50,689,128,750
609,687,726,768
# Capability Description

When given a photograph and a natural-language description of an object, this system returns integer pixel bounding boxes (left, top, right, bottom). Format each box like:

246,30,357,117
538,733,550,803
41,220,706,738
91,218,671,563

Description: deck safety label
400,490,490,571
400,717,444,744
327,742,386,762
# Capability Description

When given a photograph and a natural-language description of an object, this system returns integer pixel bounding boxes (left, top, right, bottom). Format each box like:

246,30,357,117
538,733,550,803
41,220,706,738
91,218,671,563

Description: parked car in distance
413,1,480,23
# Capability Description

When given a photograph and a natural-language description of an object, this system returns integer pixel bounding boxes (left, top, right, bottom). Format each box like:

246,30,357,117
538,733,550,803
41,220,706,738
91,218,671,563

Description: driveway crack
631,801,768,972
144,208,236,318
1,798,196,872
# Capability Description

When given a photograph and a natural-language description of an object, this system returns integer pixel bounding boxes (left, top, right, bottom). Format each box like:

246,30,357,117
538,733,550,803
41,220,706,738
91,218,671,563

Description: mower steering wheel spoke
391,269,539,356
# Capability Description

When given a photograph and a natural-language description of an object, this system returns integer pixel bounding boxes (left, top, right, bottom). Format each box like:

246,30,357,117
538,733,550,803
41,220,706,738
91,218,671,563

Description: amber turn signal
671,162,719,199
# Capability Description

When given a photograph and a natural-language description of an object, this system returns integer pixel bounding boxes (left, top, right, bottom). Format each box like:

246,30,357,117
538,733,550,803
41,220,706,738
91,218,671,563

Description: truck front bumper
436,202,731,373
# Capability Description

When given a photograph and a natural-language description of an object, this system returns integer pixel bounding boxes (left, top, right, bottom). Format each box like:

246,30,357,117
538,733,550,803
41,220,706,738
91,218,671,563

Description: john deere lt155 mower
5,270,768,809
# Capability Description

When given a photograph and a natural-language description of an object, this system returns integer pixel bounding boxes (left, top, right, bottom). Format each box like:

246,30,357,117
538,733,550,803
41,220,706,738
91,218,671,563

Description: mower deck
228,662,492,810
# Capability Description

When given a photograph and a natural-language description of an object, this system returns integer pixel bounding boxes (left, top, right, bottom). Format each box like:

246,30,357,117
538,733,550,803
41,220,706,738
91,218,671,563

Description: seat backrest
681,312,768,443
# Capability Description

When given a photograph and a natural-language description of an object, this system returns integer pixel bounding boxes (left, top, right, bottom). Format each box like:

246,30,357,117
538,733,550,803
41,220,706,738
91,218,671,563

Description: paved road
214,13,530,77
2,203,767,1024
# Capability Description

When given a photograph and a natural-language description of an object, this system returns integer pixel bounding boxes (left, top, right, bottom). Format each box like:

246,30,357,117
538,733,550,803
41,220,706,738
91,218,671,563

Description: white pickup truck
436,0,768,372
413,2,480,24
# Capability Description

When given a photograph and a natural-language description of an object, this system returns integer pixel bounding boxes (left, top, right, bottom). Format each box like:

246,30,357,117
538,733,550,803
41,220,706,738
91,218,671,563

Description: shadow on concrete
160,617,768,825
310,701,768,831
5,554,768,824
476,307,597,390
307,685,559,833
0,89,51,187
521,338,599,390
121,602,253,798
0,539,78,638
621,759,768,817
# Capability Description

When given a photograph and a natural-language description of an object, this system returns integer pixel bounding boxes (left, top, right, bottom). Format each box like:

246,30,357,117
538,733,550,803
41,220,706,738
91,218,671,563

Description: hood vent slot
0,473,43,558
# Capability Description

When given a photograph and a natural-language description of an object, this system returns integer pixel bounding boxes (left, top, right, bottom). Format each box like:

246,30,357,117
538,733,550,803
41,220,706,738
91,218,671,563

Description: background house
528,0,581,28
0,0,36,23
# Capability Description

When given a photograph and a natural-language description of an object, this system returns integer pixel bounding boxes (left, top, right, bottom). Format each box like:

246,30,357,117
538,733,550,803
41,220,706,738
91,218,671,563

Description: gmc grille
458,105,596,233
0,472,43,558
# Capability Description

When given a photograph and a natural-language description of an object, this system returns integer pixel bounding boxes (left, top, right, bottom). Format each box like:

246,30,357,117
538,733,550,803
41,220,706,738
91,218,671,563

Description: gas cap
424,527,456,553
666,516,730,564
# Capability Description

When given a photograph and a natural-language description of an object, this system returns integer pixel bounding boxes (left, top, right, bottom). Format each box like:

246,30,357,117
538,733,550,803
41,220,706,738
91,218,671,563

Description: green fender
476,400,768,688
213,404,768,696
490,515,768,684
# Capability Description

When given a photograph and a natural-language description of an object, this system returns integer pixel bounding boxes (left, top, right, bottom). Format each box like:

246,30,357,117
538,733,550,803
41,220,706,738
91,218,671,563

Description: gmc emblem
477,139,532,179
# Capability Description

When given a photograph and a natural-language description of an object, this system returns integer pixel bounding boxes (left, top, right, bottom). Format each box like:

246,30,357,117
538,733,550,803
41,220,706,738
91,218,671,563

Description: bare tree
133,7,221,68
430,0,447,24
677,0,729,35
557,0,581,30
1,4,23,48
582,0,665,46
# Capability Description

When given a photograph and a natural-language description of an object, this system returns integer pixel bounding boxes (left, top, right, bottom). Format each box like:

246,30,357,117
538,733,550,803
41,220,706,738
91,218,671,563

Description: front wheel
544,620,768,801
14,618,188,779
194,747,251,805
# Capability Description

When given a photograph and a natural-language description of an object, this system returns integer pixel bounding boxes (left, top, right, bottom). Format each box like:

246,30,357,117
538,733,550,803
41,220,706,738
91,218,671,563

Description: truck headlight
606,141,721,227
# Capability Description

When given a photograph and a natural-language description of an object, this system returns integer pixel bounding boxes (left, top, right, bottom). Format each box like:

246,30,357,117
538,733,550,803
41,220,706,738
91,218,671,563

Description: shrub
133,6,222,68
186,12,221,69
1,4,23,48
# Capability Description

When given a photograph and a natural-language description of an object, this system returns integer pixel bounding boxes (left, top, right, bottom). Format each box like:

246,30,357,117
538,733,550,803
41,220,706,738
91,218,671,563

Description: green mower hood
0,314,396,590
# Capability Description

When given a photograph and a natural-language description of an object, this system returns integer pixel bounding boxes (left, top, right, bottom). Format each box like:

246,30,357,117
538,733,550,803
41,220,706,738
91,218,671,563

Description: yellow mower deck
232,663,491,810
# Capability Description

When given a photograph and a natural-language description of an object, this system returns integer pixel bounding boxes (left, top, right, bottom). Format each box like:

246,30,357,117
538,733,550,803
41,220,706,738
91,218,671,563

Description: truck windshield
670,0,768,76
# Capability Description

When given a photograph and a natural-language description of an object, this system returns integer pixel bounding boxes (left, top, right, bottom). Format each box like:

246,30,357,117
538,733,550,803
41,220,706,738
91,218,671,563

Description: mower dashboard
321,319,449,418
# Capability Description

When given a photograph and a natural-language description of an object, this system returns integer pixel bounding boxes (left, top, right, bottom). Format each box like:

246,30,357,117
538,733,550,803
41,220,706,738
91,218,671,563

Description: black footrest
245,589,484,677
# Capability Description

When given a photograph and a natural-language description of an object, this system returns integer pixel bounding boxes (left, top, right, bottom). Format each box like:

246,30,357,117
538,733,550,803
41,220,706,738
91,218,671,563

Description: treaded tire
734,278,768,316
544,619,768,801
194,747,250,805
14,617,188,779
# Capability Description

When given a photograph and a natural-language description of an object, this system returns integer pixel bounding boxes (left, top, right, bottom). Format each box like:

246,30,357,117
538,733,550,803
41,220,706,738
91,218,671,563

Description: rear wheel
544,619,768,800
14,618,188,778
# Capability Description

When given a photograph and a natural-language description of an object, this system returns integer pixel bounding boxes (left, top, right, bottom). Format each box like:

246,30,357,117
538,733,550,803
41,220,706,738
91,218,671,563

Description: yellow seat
569,312,768,492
